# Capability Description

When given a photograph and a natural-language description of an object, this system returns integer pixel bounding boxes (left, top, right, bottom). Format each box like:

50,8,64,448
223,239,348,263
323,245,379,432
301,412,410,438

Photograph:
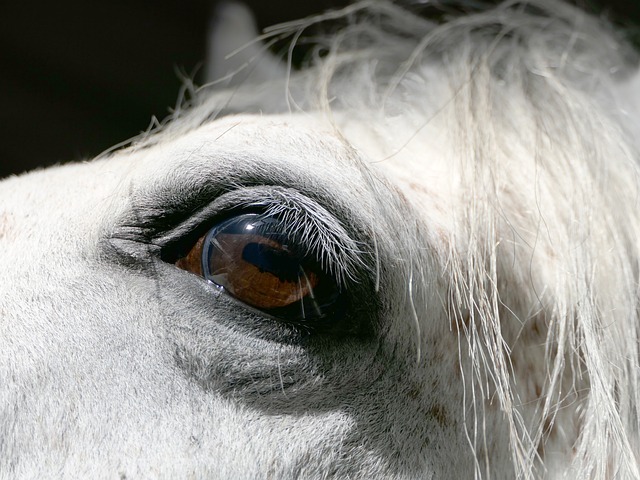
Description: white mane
2,0,640,478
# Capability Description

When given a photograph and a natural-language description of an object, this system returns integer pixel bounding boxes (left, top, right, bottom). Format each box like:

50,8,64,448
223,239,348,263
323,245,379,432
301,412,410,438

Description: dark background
1,0,639,179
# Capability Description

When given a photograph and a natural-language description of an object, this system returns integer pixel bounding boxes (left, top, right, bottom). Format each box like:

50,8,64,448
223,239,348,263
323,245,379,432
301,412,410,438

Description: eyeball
176,213,344,323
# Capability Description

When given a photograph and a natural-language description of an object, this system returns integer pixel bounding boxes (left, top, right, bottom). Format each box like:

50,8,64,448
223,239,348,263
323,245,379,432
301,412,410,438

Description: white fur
1,1,639,478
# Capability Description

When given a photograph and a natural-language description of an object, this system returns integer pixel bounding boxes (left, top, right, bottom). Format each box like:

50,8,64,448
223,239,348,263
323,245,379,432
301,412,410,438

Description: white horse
1,0,639,478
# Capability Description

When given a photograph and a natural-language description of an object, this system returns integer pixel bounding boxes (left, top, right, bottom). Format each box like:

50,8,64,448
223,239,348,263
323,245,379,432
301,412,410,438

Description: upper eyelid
117,185,372,286
127,129,374,225
240,191,370,286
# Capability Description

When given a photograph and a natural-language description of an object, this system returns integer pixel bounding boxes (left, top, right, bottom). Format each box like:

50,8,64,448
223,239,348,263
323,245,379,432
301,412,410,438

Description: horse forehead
142,113,456,221
148,113,449,173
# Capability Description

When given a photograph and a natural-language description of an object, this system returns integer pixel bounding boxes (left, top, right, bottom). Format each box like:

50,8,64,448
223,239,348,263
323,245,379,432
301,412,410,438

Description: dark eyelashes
153,187,368,288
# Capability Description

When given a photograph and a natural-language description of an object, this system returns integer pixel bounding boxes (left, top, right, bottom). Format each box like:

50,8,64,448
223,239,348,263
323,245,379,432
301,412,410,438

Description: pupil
241,242,301,282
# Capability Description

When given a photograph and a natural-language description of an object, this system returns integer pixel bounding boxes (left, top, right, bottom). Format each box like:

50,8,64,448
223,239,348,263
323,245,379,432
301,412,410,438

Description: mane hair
126,1,640,477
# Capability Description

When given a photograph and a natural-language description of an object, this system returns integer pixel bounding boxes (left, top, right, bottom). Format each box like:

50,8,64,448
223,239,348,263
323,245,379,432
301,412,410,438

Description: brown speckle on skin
427,404,450,428
450,308,471,332
408,182,429,195
537,414,560,458
0,212,15,241
408,385,421,400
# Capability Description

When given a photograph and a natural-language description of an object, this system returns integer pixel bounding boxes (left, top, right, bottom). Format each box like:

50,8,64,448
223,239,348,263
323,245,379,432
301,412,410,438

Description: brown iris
175,214,337,320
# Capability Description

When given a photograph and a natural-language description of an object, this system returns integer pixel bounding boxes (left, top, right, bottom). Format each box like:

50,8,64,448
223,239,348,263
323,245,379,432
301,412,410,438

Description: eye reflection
175,213,342,322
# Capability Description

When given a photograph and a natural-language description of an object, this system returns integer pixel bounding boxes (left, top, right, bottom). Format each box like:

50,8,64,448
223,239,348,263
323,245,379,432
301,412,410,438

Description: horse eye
175,213,343,323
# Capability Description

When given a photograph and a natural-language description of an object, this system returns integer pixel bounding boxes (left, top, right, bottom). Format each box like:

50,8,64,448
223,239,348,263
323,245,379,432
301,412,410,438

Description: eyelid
153,186,369,288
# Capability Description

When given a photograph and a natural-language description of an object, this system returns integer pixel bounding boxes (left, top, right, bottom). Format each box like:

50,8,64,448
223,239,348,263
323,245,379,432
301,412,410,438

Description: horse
1,0,639,477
